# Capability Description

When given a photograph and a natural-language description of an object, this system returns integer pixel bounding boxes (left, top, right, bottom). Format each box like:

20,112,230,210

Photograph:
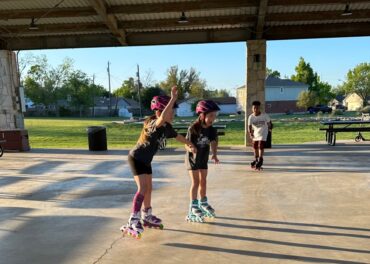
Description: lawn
24,112,369,149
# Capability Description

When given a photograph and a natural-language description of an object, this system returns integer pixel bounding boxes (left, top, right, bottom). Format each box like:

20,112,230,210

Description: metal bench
172,124,226,136
320,118,370,146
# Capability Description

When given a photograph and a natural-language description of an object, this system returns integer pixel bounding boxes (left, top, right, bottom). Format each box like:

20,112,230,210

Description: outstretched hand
211,155,220,164
171,86,178,100
189,143,197,154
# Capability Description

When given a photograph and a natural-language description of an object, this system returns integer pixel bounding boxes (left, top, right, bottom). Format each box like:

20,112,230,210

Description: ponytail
137,115,157,145
189,114,205,138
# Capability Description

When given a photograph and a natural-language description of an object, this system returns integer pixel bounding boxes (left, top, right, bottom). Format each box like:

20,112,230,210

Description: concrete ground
0,141,369,264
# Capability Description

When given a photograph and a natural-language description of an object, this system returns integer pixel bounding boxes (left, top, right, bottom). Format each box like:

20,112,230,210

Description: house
329,95,345,108
92,97,141,117
176,98,197,117
343,93,370,111
210,97,237,115
236,76,309,113
176,97,237,116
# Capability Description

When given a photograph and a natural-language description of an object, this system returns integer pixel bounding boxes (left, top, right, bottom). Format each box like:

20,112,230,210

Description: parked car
333,104,347,111
307,105,332,114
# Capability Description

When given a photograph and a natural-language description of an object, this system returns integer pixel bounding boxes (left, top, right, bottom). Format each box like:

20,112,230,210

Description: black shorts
186,153,208,171
128,155,152,175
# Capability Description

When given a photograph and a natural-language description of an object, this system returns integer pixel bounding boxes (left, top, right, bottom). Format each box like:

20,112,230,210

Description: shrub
361,106,370,113
331,109,344,116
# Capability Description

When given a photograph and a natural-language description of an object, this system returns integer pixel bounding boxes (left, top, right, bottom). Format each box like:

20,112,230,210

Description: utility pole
107,61,112,116
136,64,143,118
92,74,95,117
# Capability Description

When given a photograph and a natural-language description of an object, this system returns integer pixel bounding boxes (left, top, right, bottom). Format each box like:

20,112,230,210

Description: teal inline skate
199,197,216,218
186,200,204,223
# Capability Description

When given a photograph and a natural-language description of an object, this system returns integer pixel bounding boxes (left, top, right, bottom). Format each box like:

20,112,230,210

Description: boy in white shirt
247,101,272,170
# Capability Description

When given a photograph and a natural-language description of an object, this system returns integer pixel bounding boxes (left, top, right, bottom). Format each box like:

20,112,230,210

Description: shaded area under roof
0,0,369,50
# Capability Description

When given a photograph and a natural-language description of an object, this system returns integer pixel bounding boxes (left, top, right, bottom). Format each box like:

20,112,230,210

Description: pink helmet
150,95,178,111
196,100,220,115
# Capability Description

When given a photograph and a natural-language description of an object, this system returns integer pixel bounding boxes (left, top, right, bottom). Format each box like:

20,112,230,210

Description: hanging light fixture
178,11,189,23
29,17,39,30
341,3,353,16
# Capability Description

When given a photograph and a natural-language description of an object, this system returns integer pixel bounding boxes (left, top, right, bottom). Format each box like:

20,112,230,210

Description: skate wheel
136,233,142,239
159,224,164,230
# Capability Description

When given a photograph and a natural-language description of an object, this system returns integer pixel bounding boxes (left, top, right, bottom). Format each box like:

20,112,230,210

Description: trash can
87,126,107,151
265,123,273,149
265,130,272,148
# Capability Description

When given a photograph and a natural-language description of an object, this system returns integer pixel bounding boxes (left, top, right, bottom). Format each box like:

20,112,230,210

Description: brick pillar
0,50,24,130
245,40,266,146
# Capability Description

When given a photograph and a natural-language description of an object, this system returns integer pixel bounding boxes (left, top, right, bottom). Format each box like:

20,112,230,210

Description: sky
20,36,370,96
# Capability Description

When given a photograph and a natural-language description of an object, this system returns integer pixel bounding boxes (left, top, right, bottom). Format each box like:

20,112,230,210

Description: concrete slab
0,142,369,264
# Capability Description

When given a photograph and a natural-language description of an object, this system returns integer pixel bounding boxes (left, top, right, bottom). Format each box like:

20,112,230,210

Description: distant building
237,76,309,113
329,95,345,109
343,93,370,111
209,97,237,115
176,98,197,117
92,97,141,117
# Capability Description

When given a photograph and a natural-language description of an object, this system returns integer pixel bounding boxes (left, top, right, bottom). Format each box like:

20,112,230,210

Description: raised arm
155,86,178,128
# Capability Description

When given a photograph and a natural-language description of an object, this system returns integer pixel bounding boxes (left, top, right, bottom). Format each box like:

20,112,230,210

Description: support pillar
0,50,24,130
245,40,266,146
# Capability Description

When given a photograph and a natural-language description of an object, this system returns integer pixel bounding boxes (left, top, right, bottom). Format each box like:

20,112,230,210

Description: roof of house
94,97,140,108
335,95,345,102
343,93,370,101
265,76,308,87
209,97,236,105
177,98,197,104
123,98,140,108
237,76,308,90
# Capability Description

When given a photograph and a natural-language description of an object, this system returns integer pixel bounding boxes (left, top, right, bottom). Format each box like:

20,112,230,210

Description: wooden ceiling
0,0,369,50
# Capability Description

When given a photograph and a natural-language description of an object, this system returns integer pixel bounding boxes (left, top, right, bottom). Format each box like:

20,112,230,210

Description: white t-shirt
248,113,271,141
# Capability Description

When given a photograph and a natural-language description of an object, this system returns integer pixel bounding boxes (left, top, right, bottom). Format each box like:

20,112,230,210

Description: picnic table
172,124,226,136
320,118,370,146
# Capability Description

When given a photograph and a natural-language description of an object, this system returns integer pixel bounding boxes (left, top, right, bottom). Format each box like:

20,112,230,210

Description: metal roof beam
89,0,127,45
1,9,370,36
0,7,96,20
267,9,370,21
269,0,368,5
265,22,370,39
256,0,268,39
3,22,369,50
0,0,368,21
3,28,252,50
0,1,258,20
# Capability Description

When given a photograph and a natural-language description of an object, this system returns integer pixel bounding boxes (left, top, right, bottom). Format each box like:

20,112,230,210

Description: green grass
24,112,369,149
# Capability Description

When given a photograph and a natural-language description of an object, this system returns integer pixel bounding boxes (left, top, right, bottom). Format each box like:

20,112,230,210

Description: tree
266,68,281,78
296,91,316,109
23,57,73,115
62,70,105,117
159,66,207,99
341,63,370,106
315,79,335,104
18,52,39,83
291,57,317,89
291,57,334,105
114,77,136,99
205,89,230,98
189,79,207,98
332,84,346,97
